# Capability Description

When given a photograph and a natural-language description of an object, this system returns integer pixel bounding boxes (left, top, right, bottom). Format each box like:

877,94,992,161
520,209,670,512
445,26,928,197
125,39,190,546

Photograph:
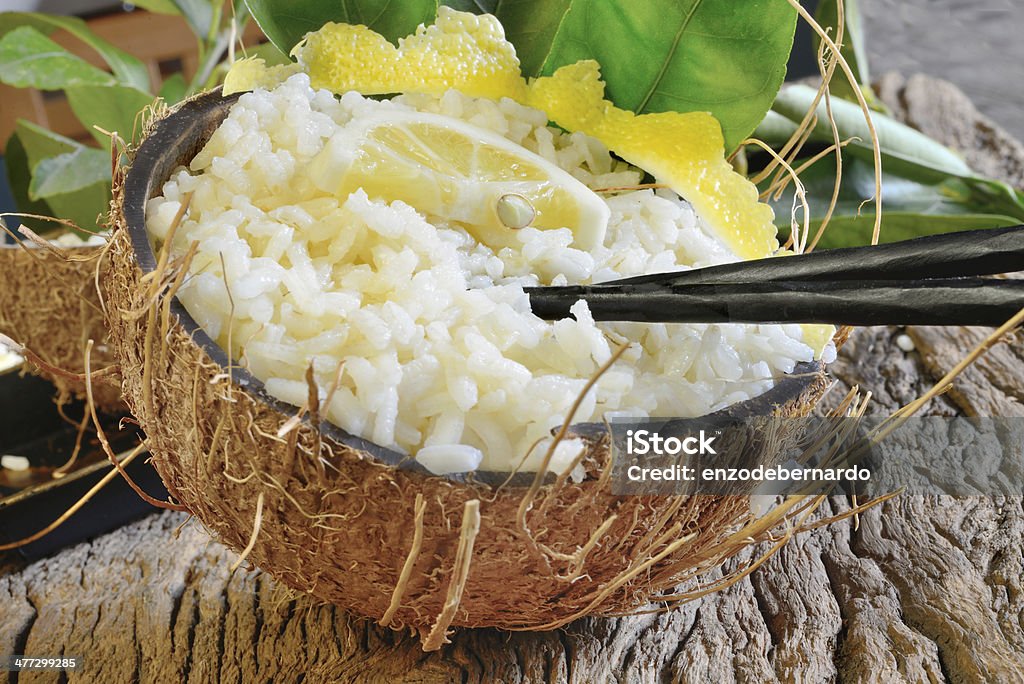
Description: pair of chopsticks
525,225,1024,326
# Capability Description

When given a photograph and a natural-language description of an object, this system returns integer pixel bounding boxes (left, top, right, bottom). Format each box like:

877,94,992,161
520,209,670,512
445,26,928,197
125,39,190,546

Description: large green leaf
168,0,216,39
0,12,150,92
244,0,437,54
766,154,1022,248
29,147,110,200
65,84,156,146
538,0,798,151
6,121,111,235
3,132,58,236
0,26,115,90
490,0,571,78
772,84,973,183
753,110,801,146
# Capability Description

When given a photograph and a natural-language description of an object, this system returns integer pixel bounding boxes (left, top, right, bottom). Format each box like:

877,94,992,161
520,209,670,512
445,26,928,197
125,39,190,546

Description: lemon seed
496,193,536,229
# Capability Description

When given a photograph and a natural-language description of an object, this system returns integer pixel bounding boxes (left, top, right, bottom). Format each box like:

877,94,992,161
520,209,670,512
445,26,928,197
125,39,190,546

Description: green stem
207,0,225,45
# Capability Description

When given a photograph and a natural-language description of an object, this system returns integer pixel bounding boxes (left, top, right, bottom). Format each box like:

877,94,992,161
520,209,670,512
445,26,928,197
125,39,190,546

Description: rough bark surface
2,75,1023,683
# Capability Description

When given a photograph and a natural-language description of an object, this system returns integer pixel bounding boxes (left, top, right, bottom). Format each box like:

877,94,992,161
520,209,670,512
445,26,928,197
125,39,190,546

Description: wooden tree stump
2,74,1023,683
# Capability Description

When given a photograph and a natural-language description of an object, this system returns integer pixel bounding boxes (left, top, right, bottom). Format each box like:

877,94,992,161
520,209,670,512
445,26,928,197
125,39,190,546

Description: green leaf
65,84,157,146
170,0,216,39
0,26,116,90
7,121,111,235
753,110,800,146
29,147,111,200
805,212,1020,249
244,0,437,55
765,154,1023,249
11,120,76,170
959,176,1024,222
158,72,189,104
3,131,59,236
0,12,150,92
538,0,798,151
490,1,571,78
772,84,974,182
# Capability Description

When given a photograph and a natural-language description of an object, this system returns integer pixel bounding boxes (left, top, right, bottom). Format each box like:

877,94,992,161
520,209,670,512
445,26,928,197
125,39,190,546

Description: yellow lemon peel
225,9,527,100
296,7,527,101
222,10,834,356
526,60,779,260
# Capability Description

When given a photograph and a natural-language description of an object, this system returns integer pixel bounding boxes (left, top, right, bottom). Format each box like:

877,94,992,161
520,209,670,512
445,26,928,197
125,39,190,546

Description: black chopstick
526,278,1024,326
606,224,1024,287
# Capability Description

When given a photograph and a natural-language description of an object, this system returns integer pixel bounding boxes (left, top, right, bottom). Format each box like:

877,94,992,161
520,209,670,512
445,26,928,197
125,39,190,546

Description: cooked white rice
146,74,816,475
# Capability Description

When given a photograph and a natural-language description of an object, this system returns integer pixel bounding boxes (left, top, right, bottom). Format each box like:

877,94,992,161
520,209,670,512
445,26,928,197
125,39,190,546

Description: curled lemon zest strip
526,60,779,261
296,7,527,101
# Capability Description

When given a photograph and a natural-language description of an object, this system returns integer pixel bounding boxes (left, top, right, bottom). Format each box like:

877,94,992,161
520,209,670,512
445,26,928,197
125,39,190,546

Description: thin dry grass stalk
230,491,265,573
784,0,883,246
381,493,428,627
422,499,482,649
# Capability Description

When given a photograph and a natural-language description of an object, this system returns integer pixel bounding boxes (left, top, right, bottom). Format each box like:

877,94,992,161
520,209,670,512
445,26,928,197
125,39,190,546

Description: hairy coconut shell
0,241,122,411
104,90,830,645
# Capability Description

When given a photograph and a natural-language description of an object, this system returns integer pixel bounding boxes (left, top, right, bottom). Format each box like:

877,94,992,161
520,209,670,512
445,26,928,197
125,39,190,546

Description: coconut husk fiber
101,90,833,649
0,241,122,412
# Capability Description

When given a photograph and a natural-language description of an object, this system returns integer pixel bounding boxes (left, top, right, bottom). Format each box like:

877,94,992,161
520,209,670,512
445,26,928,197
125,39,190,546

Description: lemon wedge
306,109,610,249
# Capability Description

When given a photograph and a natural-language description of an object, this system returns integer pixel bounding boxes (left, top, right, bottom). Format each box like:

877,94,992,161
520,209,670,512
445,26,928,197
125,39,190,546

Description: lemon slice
306,109,610,250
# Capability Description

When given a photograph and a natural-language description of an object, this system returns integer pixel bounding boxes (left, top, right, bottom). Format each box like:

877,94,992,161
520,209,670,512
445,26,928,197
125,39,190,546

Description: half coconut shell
0,241,122,412
104,89,830,645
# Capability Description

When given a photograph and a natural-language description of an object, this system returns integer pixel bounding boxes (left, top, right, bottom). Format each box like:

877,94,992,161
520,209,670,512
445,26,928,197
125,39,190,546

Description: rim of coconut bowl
121,87,825,489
